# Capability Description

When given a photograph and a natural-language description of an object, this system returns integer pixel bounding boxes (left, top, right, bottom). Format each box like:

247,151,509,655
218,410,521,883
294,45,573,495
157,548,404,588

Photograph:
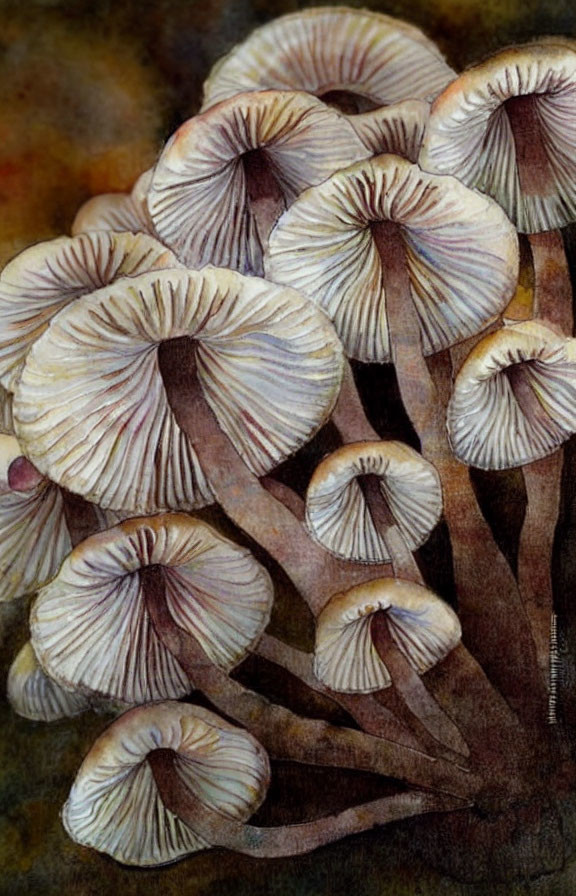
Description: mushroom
315,578,531,789
64,701,466,864
31,513,274,705
201,7,455,114
266,154,546,725
350,100,430,161
447,320,576,679
71,168,155,236
305,440,442,575
7,641,90,722
147,90,367,275
13,265,395,612
62,701,271,866
314,577,467,755
0,229,179,391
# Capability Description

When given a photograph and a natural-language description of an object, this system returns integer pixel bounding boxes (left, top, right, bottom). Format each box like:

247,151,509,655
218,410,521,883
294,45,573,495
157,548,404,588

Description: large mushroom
147,90,367,275
266,153,545,725
201,7,455,113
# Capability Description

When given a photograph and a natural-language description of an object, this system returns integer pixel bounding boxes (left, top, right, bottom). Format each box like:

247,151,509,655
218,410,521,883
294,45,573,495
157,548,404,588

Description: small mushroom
71,168,155,236
350,100,430,161
148,90,367,275
305,441,442,571
314,577,466,754
0,230,179,391
7,641,90,722
447,321,576,471
31,513,274,704
201,7,455,113
62,701,271,866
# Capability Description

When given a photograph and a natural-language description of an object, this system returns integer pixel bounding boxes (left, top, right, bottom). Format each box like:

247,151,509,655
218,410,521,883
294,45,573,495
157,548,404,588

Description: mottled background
2,1,576,894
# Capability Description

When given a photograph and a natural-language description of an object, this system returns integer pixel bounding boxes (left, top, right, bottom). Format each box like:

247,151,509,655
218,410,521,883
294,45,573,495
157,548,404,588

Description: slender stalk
243,150,286,251
256,633,426,750
357,473,421,580
149,748,470,859
159,338,392,616
365,220,547,728
142,565,478,799
332,361,381,442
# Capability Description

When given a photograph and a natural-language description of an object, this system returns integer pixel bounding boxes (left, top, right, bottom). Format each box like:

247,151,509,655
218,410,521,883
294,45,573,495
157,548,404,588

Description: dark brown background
2,1,576,893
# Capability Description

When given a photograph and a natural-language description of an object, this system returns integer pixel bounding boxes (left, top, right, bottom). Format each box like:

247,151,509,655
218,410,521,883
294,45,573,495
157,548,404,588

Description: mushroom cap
201,7,455,111
148,90,367,275
420,44,576,233
351,100,430,162
13,266,343,513
62,701,270,866
266,154,519,362
0,230,178,391
315,578,461,693
306,441,442,563
71,171,154,236
31,513,274,704
447,320,576,470
7,641,90,722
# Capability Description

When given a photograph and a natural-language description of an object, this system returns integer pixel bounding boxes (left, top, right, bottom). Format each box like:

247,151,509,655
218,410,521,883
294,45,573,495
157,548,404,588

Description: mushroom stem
142,566,478,799
369,219,547,728
61,490,101,548
357,473,421,580
149,749,470,859
243,149,286,251
528,231,572,332
331,360,381,442
159,337,392,615
370,611,469,757
256,632,426,750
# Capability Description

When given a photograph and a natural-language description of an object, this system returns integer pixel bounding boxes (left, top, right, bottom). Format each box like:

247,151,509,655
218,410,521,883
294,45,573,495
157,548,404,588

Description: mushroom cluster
5,5,576,882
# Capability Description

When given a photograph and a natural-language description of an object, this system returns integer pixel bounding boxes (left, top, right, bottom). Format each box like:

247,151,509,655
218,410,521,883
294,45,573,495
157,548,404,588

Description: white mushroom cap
148,90,367,275
8,641,90,722
447,320,576,470
31,513,274,704
351,100,430,162
71,169,155,236
13,267,343,513
0,230,179,391
201,7,455,111
420,44,576,233
62,701,270,866
315,578,461,693
306,441,442,563
266,155,518,362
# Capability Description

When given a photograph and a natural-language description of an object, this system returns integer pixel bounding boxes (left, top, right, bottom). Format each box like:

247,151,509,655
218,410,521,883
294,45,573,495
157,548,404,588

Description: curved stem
149,748,469,859
142,566,478,800
256,633,426,750
369,220,547,728
370,612,469,757
358,473,421,580
244,150,286,252
332,361,381,442
160,338,392,616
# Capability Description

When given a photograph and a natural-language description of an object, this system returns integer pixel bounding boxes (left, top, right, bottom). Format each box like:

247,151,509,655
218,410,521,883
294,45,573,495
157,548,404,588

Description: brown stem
149,748,469,858
159,337,392,615
357,473,421,580
142,566,478,800
370,219,547,728
256,633,426,750
371,612,469,757
505,95,552,200
243,149,286,251
261,477,306,520
528,232,572,332
332,361,381,442
61,490,101,548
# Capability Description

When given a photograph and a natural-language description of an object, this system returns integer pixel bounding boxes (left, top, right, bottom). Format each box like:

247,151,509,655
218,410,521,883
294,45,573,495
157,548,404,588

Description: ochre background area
2,1,576,894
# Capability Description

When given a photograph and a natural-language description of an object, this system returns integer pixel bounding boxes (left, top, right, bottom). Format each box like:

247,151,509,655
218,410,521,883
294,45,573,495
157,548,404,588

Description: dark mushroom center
503,359,553,435
318,89,378,115
241,149,286,249
502,94,552,197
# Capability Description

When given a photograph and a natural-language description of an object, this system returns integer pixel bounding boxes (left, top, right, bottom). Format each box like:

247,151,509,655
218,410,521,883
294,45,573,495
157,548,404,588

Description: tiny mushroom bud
72,168,155,236
7,641,90,722
31,513,273,704
0,230,179,391
62,701,271,866
201,7,455,113
148,90,368,275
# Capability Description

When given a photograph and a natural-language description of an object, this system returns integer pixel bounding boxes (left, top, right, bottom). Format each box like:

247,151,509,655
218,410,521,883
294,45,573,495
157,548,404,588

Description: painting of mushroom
3,2,576,893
